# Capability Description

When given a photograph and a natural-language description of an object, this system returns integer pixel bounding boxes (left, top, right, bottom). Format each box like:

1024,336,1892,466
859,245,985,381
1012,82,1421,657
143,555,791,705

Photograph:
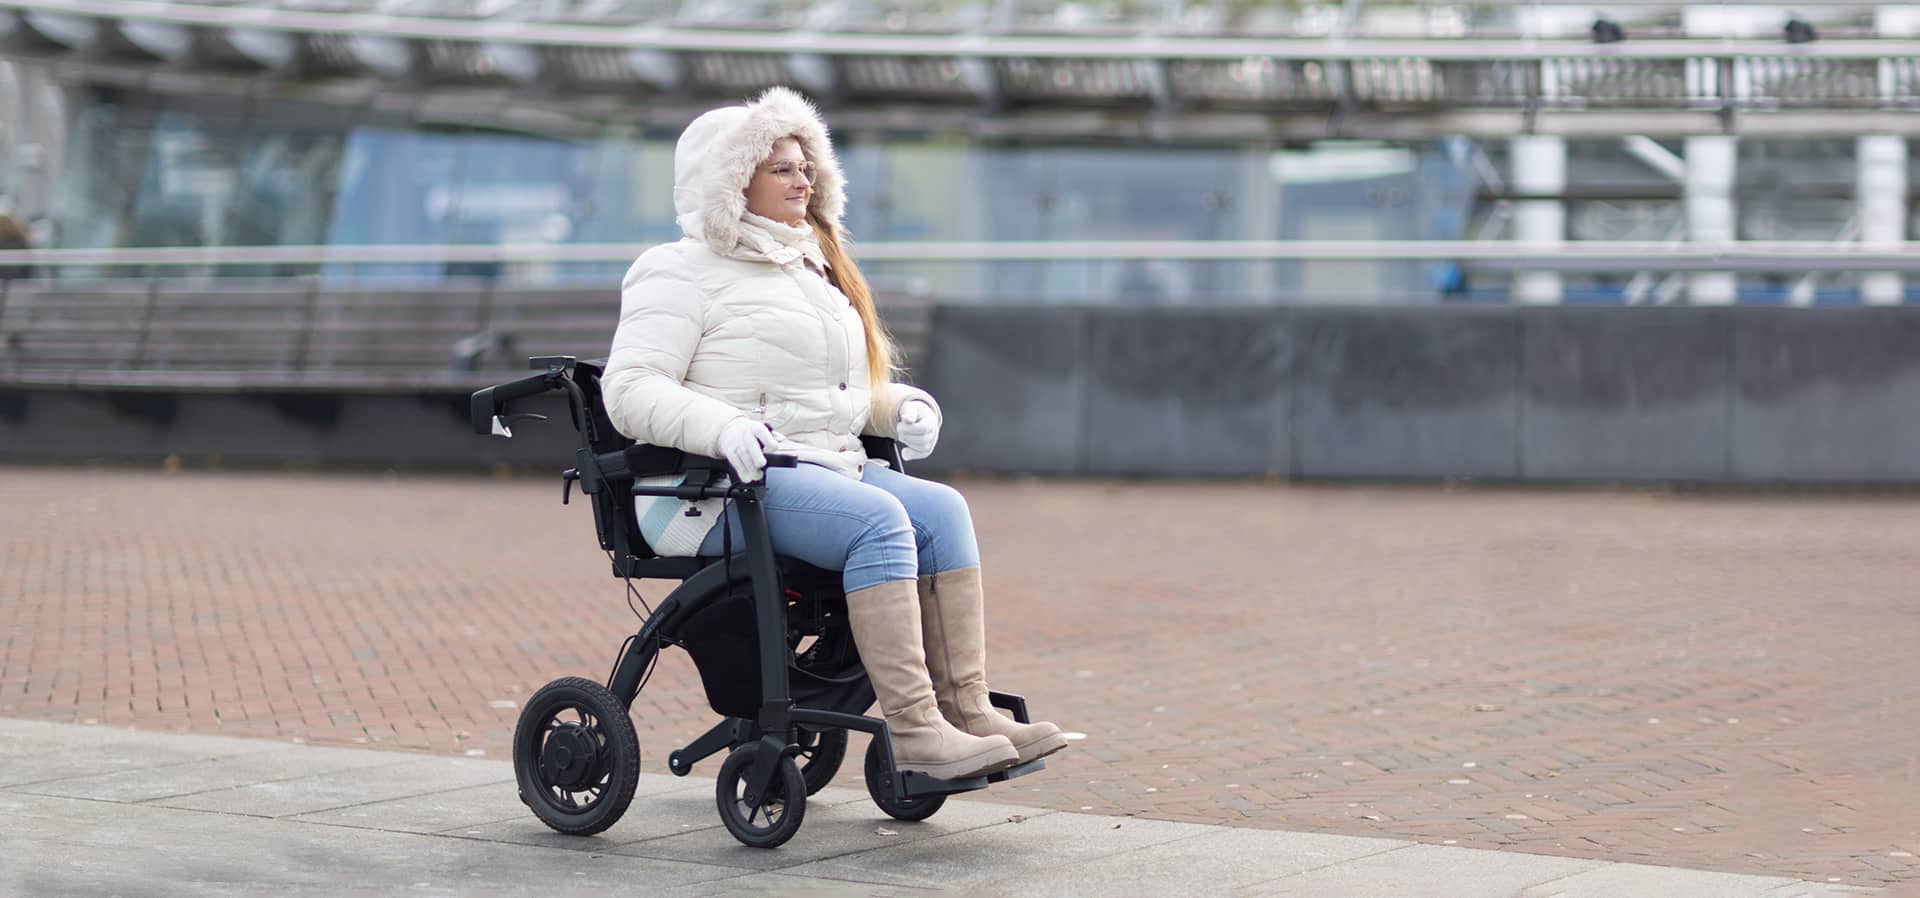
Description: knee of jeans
866,504,915,554
850,499,915,568
925,480,972,523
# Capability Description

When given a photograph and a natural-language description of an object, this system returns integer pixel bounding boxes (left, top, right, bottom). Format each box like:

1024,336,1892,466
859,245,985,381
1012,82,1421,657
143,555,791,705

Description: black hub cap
541,723,600,788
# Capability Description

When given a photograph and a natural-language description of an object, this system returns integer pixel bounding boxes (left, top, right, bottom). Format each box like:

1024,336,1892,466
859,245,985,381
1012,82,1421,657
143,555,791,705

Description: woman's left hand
895,399,940,461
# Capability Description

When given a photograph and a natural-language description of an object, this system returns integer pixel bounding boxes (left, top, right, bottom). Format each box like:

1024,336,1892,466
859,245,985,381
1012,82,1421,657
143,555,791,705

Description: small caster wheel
668,751,691,776
863,738,946,822
794,726,847,795
716,744,806,848
513,677,640,836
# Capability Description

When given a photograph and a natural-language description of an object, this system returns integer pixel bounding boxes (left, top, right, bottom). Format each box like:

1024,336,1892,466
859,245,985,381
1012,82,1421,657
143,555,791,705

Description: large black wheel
716,744,807,848
863,738,946,822
513,677,640,836
795,726,847,795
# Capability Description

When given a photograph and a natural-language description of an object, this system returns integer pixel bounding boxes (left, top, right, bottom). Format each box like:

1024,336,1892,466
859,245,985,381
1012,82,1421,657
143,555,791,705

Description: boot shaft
918,567,991,728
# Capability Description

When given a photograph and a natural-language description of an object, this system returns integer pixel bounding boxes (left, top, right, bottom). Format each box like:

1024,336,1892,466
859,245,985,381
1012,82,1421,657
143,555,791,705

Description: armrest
469,372,555,435
860,435,903,470
595,444,687,481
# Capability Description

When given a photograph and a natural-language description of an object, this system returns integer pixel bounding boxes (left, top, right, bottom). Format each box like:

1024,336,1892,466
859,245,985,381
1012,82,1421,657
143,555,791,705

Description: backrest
568,359,657,563
570,358,629,455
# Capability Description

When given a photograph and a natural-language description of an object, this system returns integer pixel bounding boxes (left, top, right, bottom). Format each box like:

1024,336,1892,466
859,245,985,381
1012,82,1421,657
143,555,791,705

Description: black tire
716,744,807,849
795,726,848,795
512,677,640,836
863,737,947,822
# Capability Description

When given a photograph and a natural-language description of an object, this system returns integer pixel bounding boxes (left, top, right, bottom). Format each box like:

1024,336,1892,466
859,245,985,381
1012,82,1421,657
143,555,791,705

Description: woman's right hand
717,417,782,482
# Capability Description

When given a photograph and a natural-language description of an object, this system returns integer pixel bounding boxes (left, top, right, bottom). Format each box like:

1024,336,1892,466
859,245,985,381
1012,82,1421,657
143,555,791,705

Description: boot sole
1013,731,1070,765
898,744,1019,780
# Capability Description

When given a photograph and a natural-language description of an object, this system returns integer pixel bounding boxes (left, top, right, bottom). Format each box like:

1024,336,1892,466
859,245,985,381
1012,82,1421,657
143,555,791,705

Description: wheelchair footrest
986,757,1046,784
898,769,990,800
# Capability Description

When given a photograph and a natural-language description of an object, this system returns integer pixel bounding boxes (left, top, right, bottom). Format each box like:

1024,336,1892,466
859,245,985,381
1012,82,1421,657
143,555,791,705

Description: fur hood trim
671,86,845,254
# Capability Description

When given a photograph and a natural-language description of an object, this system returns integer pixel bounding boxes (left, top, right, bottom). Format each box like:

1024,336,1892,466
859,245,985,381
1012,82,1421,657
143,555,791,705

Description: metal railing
12,0,1918,56
6,240,1920,272
14,0,1920,112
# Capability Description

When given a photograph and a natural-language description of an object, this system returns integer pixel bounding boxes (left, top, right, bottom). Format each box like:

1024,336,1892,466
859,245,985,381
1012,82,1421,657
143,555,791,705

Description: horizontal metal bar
13,0,1920,60
11,240,1920,271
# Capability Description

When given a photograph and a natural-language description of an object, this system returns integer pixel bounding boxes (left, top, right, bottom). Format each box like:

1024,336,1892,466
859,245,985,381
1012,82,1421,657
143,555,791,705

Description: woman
602,87,1066,780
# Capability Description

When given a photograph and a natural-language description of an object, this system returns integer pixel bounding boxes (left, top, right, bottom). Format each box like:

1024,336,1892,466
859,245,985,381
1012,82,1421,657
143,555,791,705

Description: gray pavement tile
0,789,257,834
1767,884,1883,897
782,806,1219,889
1516,863,1862,898
439,775,766,850
289,781,529,834
1003,826,1412,898
151,756,512,818
291,768,704,834
15,743,423,802
0,721,293,787
1242,843,1606,897
654,871,937,898
616,791,1061,871
439,776,879,853
0,791,739,897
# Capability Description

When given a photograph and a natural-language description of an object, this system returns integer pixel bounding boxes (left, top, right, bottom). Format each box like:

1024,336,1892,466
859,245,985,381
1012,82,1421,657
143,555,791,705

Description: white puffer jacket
602,86,938,555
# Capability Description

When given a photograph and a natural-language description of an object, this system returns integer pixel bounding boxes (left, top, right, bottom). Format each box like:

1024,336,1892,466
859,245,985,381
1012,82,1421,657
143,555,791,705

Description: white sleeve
865,381,942,439
601,250,749,458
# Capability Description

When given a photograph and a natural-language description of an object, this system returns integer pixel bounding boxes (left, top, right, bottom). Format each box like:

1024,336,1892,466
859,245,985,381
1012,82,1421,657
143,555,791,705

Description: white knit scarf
735,212,828,272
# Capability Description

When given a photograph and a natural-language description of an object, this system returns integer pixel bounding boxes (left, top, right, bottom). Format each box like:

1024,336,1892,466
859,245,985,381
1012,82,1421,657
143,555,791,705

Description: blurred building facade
1,0,1918,304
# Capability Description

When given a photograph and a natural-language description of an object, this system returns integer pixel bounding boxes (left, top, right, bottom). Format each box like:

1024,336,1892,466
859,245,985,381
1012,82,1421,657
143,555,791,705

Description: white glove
894,399,939,462
717,417,781,482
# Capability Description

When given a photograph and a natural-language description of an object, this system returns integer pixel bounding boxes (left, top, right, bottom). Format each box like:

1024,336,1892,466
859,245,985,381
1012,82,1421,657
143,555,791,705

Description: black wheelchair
471,356,1049,848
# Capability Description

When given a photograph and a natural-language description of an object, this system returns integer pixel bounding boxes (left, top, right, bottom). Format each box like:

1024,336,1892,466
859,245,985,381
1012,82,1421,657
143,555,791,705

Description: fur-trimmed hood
672,86,846,255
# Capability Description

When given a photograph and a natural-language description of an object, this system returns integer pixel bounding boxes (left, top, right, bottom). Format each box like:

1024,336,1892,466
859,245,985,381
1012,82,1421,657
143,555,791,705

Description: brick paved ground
3,466,1917,888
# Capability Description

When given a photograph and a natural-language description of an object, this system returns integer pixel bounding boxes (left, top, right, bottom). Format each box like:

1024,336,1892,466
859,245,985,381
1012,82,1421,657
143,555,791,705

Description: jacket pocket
760,392,800,431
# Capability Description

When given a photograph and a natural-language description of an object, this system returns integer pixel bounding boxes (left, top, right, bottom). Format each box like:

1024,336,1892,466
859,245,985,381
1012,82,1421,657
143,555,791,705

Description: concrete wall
4,305,1919,483
0,387,581,470
919,305,1920,483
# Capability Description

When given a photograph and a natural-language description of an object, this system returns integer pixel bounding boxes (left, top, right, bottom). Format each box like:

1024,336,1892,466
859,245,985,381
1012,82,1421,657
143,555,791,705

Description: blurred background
0,0,1915,480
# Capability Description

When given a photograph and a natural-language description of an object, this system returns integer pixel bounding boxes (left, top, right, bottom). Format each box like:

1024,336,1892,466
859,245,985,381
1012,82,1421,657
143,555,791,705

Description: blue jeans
696,463,981,594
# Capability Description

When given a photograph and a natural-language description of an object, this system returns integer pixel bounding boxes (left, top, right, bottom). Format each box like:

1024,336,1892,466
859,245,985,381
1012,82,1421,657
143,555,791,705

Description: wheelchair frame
472,355,1045,848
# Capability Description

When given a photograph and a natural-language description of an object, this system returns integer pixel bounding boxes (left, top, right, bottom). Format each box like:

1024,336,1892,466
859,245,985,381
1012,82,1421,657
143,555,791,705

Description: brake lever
489,412,550,439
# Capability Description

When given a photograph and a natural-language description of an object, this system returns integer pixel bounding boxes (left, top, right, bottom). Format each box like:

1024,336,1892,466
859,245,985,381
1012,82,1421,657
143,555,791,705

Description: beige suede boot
845,579,1019,779
919,568,1069,765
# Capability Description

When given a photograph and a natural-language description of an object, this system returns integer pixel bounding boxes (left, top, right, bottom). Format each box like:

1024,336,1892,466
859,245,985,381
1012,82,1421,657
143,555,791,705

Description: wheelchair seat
513,357,901,584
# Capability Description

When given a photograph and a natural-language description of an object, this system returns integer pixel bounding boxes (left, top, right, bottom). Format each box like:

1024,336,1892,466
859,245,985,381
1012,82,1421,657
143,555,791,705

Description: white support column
1858,135,1908,305
1243,145,1280,301
1684,136,1738,305
1510,135,1565,304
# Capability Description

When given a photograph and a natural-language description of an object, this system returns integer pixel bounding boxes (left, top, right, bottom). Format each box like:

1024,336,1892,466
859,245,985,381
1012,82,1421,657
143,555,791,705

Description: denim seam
845,514,915,593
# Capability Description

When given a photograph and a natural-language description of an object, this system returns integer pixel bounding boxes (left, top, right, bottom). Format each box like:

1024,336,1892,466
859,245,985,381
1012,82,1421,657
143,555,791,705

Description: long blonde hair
809,210,896,414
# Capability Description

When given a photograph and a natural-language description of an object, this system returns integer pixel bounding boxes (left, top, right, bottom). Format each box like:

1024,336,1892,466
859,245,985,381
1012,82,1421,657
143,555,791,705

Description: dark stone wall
6,305,1920,483
922,305,1920,483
